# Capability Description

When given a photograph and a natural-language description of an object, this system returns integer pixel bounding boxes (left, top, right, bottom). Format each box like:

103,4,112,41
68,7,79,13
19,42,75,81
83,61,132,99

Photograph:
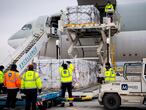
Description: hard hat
107,0,111,3
0,65,4,70
66,61,71,64
62,63,68,69
105,62,110,66
105,62,111,69
28,64,34,70
10,64,17,69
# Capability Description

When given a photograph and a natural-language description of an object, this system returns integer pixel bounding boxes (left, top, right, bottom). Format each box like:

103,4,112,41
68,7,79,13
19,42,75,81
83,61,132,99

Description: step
74,57,99,60
73,45,99,48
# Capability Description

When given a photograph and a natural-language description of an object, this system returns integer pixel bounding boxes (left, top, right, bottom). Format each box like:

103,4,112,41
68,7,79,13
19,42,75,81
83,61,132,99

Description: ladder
3,15,61,74
4,29,49,74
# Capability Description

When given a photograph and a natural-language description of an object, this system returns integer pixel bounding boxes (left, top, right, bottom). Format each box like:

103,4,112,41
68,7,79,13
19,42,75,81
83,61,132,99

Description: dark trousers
106,13,113,22
0,83,3,93
61,82,73,103
6,89,18,108
0,83,7,94
24,89,37,110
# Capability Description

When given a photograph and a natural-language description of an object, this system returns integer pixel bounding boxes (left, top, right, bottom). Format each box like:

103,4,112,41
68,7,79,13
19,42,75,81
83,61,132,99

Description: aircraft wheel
103,93,121,110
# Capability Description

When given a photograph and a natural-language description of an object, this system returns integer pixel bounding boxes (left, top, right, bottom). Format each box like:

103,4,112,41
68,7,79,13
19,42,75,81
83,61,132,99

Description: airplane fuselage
8,0,146,62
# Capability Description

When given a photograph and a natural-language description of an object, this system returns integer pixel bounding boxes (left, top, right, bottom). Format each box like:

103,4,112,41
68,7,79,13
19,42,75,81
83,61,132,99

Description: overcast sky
1,0,146,64
0,0,77,64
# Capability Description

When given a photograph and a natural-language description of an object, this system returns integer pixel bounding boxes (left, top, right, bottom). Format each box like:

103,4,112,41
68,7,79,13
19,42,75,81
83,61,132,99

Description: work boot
60,103,65,107
144,100,146,104
69,103,73,107
143,98,146,104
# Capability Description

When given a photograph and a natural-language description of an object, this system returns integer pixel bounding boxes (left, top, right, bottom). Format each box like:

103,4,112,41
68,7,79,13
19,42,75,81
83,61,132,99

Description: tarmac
1,85,146,110
11,99,146,110
48,99,146,110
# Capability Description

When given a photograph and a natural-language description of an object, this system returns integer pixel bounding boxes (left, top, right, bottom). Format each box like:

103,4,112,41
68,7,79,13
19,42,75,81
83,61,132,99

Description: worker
21,64,42,110
97,68,105,84
104,62,116,83
59,61,74,107
0,65,4,94
105,1,115,22
4,64,21,110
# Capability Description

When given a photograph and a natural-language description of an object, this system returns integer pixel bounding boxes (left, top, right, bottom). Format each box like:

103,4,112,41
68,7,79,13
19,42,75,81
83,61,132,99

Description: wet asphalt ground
6,99,145,110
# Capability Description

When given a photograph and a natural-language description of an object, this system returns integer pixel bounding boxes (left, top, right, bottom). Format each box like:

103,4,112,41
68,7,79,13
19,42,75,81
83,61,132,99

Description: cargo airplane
8,0,146,62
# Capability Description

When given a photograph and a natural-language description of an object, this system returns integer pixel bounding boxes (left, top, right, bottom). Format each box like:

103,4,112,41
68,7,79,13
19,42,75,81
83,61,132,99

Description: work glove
66,61,71,64
38,89,42,94
61,62,64,67
61,63,64,67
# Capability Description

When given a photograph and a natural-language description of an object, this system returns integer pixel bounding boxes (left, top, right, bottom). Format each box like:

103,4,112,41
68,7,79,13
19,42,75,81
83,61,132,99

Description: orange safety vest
4,71,21,89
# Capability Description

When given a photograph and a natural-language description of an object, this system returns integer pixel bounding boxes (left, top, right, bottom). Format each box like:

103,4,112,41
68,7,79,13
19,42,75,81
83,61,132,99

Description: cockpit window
21,24,32,30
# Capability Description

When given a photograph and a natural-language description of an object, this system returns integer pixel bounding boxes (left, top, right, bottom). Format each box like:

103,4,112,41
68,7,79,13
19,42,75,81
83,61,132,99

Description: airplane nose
8,30,32,49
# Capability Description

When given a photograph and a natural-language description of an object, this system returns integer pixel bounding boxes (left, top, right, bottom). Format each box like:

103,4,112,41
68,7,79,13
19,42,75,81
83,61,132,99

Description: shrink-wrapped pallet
62,5,100,26
36,59,98,90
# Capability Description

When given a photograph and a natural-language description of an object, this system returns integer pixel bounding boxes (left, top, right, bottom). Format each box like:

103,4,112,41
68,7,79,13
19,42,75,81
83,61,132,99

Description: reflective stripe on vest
23,71,35,81
23,71,38,89
105,70,111,82
105,4,114,13
6,72,16,83
0,71,4,83
105,68,116,82
61,70,71,78
60,69,72,83
5,71,20,89
110,71,116,81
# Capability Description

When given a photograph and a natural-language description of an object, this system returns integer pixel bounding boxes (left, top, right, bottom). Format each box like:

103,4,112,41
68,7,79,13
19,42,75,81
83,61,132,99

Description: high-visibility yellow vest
105,3,114,13
59,64,74,83
105,70,111,82
0,71,4,84
110,68,116,81
21,71,42,89
104,68,116,82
